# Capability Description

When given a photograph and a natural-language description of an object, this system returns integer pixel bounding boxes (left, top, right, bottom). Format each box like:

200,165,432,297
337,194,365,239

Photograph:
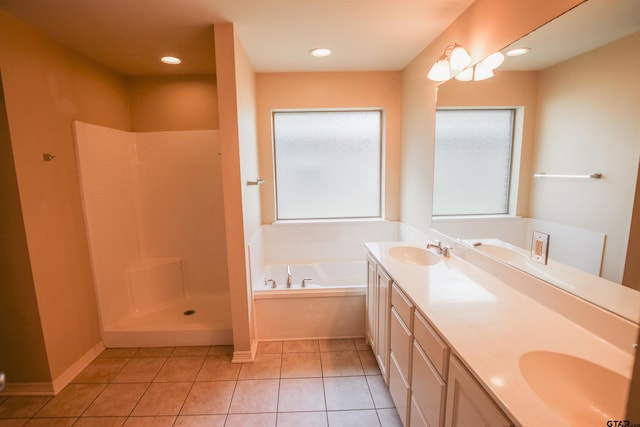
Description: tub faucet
286,264,292,288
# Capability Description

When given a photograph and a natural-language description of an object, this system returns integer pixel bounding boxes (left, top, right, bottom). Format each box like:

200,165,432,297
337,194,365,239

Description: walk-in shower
74,121,231,347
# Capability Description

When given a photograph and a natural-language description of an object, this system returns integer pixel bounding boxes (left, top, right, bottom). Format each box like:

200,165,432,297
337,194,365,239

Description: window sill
432,214,522,223
272,217,387,226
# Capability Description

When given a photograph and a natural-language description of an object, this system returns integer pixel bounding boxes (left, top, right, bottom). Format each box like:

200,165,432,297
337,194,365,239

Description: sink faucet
286,264,292,288
427,240,451,257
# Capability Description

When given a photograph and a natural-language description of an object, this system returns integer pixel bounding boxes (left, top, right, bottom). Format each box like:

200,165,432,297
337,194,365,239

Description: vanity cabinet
411,310,449,427
389,283,414,425
366,255,392,383
445,356,512,427
366,250,513,427
366,255,378,352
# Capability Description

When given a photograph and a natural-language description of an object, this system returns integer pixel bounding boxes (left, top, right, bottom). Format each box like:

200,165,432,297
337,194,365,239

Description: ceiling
500,0,640,71
0,0,475,76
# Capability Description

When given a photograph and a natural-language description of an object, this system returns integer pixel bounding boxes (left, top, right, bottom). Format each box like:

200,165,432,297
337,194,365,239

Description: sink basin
388,246,441,266
519,351,628,424
476,244,526,263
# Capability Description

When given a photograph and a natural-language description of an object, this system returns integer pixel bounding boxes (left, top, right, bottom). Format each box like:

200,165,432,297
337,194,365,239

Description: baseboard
52,341,105,394
0,382,54,396
0,342,105,397
231,339,258,363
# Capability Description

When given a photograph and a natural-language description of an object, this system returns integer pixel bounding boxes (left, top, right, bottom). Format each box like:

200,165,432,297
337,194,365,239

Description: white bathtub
253,261,367,340
258,261,366,289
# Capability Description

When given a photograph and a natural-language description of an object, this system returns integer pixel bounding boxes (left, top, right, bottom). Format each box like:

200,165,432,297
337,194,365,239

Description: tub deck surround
365,241,637,426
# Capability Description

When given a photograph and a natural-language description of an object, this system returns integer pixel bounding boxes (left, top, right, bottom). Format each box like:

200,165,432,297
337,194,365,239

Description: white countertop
365,241,636,426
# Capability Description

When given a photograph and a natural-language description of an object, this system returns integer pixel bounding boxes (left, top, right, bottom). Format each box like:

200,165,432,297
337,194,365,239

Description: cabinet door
412,341,446,427
376,267,392,383
445,357,512,427
410,397,430,427
389,352,411,427
366,255,378,351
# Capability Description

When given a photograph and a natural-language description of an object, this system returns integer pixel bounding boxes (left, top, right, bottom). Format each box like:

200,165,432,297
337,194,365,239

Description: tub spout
286,264,292,288
301,278,312,288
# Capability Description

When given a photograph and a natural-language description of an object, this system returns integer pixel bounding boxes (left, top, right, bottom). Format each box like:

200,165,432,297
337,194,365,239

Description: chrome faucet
286,264,292,288
427,240,451,257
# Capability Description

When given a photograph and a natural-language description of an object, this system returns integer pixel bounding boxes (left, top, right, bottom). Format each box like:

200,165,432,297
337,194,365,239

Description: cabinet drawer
412,341,446,427
414,310,449,378
392,283,414,329
390,307,412,382
389,352,411,427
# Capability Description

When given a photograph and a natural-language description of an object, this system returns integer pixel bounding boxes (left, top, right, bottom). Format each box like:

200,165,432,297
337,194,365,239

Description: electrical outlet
531,231,549,264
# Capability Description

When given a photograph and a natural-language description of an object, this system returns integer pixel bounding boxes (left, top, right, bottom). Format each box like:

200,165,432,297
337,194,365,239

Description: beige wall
126,74,219,132
214,23,257,358
0,11,131,383
399,0,583,234
255,72,402,223
0,77,51,383
531,32,640,284
436,71,539,218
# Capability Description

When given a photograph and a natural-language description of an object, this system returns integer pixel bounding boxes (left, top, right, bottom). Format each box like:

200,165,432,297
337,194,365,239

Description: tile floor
0,338,402,427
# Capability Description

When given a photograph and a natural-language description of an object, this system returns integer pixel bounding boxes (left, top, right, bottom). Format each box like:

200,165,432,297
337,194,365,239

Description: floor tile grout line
0,343,390,426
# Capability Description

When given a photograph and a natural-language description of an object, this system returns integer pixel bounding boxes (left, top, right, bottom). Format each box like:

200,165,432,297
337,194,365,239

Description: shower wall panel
74,122,228,332
74,122,140,330
135,131,228,296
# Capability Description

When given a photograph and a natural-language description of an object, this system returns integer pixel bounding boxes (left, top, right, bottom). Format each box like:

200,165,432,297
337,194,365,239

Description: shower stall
74,121,231,347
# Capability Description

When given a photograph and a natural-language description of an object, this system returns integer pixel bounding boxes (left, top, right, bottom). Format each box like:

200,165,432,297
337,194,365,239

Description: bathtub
253,261,367,340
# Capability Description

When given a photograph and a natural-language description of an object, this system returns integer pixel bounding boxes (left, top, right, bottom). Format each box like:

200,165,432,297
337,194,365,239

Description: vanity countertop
365,241,636,426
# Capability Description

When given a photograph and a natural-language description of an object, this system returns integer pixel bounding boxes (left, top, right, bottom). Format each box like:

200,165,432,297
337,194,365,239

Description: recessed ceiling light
505,47,531,57
161,56,182,65
309,48,332,58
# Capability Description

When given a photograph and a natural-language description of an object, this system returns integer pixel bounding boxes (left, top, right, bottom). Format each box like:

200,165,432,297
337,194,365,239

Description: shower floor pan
102,294,232,348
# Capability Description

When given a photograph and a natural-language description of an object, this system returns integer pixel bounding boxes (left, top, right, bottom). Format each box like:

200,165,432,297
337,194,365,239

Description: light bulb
450,45,471,71
427,58,451,81
455,67,474,81
473,61,494,81
483,52,505,69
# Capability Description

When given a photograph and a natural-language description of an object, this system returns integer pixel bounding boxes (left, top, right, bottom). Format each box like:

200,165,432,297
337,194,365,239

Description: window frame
432,107,520,217
272,108,385,222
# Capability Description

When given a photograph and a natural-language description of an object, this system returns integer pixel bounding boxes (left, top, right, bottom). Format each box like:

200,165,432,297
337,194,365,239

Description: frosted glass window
273,110,382,220
433,109,514,216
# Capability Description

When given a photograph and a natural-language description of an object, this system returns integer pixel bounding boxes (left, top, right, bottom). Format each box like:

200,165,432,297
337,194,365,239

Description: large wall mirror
432,0,640,323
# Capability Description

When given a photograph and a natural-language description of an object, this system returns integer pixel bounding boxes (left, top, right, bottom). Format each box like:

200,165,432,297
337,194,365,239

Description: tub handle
301,278,313,288
265,278,277,288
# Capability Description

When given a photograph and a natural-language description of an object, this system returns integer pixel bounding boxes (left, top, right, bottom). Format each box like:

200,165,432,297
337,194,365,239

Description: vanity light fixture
309,48,332,57
454,62,494,81
427,43,471,81
161,56,182,65
455,66,474,82
454,51,505,82
472,61,495,81
482,51,505,69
